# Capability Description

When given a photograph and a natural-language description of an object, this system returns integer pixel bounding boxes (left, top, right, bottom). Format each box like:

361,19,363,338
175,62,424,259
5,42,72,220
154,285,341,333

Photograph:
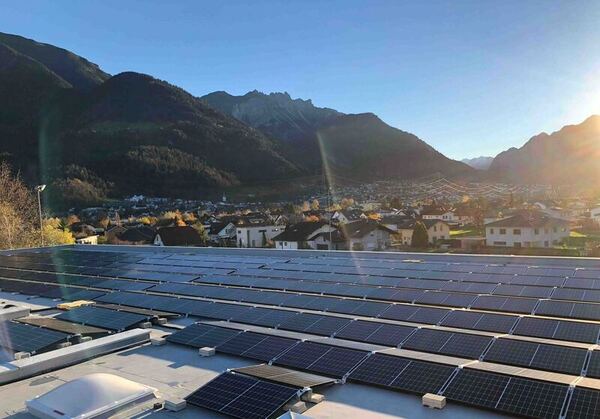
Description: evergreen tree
411,221,429,248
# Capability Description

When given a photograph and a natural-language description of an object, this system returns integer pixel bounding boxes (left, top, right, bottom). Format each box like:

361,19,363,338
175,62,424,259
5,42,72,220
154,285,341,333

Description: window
553,227,557,233
544,241,549,247
534,228,539,235
433,226,437,232
514,242,521,248
493,241,506,246
513,229,521,235
490,228,494,234
500,228,506,234
237,230,242,234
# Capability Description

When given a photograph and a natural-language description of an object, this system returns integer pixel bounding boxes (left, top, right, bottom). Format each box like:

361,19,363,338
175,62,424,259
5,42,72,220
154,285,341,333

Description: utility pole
35,185,46,246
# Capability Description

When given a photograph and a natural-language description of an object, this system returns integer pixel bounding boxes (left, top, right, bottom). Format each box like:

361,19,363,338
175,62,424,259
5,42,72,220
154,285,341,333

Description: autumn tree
310,199,320,210
0,162,38,249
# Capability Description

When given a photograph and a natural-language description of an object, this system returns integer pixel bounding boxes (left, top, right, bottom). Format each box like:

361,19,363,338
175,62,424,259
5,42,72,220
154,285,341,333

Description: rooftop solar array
0,320,69,354
3,247,600,418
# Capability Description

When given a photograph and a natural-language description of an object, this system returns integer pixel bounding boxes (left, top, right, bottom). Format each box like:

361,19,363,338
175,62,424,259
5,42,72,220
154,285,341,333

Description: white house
208,221,237,246
337,220,394,251
591,206,600,225
396,220,450,245
273,221,335,250
236,221,282,248
485,212,570,248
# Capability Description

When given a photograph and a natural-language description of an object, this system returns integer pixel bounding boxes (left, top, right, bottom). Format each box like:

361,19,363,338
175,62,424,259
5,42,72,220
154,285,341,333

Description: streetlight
35,185,46,246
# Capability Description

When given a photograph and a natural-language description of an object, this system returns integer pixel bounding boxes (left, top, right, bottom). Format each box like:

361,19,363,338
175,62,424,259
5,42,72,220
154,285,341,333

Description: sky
2,0,600,159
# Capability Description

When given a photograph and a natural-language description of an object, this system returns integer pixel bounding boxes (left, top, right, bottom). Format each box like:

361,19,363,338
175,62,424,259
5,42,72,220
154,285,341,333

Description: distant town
46,178,600,258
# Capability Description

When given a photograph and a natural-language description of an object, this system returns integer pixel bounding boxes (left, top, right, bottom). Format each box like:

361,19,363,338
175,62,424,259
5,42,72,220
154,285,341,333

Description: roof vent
27,373,158,419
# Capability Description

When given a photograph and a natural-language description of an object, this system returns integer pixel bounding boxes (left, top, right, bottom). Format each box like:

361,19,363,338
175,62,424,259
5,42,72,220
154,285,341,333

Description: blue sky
2,0,599,159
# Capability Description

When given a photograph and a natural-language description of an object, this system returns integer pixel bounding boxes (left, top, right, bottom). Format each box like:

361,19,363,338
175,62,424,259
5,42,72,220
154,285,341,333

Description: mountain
0,33,300,208
489,115,600,186
0,31,472,208
202,90,473,179
0,32,109,90
461,156,493,170
202,90,341,143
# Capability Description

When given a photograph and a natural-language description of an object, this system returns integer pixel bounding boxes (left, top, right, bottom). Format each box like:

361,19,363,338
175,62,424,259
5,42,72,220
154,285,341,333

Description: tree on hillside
0,162,38,250
411,221,429,248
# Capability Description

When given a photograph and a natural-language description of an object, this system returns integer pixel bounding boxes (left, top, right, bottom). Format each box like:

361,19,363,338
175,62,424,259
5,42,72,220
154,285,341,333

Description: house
208,221,237,246
273,221,335,250
396,219,450,245
337,220,394,251
591,206,600,225
485,212,570,248
153,226,204,246
331,209,365,224
114,225,156,245
235,220,281,248
75,235,98,245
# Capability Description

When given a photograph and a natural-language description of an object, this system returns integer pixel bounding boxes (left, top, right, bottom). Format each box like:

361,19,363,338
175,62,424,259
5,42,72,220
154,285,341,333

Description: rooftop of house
485,211,570,229
155,226,204,246
272,221,328,242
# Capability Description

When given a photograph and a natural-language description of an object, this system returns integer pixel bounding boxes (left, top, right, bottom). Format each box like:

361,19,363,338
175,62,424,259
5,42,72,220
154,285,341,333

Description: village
56,180,600,257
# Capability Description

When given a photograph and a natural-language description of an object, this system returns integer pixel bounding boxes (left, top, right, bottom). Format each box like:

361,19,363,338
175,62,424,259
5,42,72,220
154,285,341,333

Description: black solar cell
484,339,538,366
529,344,587,375
348,354,411,386
495,377,568,418
443,369,510,409
566,387,600,419
402,329,453,352
390,361,455,394
55,306,147,331
438,333,493,359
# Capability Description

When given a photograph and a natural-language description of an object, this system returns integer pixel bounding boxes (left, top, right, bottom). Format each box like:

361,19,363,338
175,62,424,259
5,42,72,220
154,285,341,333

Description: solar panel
335,320,382,341
185,372,298,419
443,369,510,409
484,339,538,367
366,323,415,346
554,321,600,343
402,329,454,352
233,364,335,388
348,354,412,386
566,387,600,419
408,307,450,324
241,336,299,361
55,306,147,331
390,360,455,394
216,332,269,356
475,313,519,333
304,316,352,336
17,316,109,337
529,344,586,375
495,377,568,418
273,341,331,370
513,317,559,339
0,321,69,353
585,351,600,378
379,304,419,321
167,324,241,348
220,380,299,419
307,346,369,378
278,313,323,333
438,333,493,359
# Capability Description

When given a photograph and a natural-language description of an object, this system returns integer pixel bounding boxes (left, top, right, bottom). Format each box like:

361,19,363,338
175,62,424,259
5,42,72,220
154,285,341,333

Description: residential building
208,221,237,246
236,220,281,248
396,219,450,245
273,221,335,250
153,226,204,246
591,206,600,225
337,220,394,251
485,212,570,247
